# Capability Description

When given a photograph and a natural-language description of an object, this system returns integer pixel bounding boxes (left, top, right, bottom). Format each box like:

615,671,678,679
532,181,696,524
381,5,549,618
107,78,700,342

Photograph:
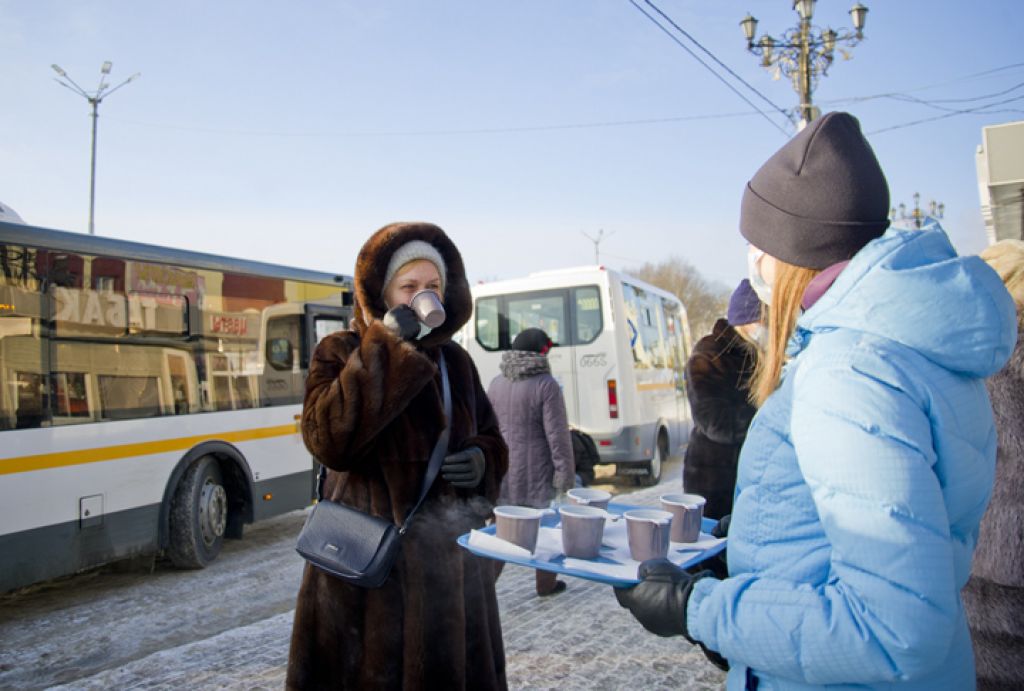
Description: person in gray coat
488,327,575,596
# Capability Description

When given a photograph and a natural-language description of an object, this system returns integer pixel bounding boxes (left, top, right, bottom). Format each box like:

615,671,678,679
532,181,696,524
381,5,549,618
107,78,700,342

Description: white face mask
750,324,768,350
747,249,773,306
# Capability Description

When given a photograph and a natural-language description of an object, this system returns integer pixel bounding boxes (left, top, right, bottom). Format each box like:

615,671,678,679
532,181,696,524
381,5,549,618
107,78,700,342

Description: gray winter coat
963,323,1024,690
488,351,575,508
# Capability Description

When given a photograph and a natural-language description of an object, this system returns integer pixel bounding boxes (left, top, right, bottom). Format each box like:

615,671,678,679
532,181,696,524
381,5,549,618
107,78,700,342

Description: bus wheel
168,456,228,568
637,431,667,487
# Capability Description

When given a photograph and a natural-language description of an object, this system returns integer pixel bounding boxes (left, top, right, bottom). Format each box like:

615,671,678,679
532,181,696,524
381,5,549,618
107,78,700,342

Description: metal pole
88,98,99,235
799,19,814,127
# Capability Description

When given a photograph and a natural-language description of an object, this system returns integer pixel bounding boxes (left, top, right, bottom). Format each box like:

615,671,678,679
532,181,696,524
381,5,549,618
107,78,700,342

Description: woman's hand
442,447,485,488
614,559,728,670
382,305,420,341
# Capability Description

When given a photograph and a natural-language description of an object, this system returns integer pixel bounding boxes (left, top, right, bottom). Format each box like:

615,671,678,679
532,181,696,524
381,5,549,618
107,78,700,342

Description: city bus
463,266,692,486
0,220,353,593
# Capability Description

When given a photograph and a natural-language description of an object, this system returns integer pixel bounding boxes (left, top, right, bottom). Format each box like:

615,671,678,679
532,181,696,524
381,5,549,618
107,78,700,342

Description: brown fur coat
963,325,1024,691
682,318,757,520
287,223,509,690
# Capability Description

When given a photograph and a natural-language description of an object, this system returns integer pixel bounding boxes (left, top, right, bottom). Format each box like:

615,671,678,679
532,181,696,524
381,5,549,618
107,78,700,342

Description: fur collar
353,222,472,348
499,350,551,380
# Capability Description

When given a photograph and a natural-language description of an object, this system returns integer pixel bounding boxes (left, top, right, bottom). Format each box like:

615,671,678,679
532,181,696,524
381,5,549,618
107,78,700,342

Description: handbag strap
400,350,451,534
315,350,453,534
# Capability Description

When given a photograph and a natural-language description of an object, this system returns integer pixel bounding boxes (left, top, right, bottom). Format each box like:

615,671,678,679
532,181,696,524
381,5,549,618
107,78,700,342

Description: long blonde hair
749,259,822,406
980,239,1024,323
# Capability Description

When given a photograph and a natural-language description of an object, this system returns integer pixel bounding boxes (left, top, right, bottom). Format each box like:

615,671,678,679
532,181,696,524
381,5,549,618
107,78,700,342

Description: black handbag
296,351,451,588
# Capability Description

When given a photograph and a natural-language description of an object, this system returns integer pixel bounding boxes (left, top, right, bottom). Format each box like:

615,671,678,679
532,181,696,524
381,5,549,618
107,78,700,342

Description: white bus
463,266,692,485
0,221,352,593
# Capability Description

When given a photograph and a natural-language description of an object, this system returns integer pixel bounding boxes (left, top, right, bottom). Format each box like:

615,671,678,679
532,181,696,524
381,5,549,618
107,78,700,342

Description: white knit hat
382,240,447,296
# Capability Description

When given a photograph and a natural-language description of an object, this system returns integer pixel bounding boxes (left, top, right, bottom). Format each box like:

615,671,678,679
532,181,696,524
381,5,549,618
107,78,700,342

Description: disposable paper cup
566,487,612,510
660,493,706,543
624,509,673,562
558,505,606,559
410,290,446,328
494,506,543,552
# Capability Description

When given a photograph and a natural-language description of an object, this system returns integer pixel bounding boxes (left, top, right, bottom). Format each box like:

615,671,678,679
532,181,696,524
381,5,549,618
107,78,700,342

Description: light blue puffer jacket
686,226,1017,690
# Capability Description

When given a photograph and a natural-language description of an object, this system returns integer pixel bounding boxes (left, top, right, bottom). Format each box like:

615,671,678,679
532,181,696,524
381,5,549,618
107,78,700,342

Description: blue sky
2,1,1022,290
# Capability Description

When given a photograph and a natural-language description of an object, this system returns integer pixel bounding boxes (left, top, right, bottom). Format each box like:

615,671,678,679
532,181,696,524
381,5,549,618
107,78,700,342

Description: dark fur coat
963,324,1024,691
287,222,509,690
682,318,757,520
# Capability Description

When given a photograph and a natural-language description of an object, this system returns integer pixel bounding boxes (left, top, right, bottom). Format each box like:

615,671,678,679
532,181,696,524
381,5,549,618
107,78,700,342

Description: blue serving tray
457,502,725,587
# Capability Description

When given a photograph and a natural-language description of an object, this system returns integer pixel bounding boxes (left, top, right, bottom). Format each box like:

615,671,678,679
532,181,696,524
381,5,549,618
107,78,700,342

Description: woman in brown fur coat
287,222,509,690
963,239,1024,691
682,279,762,521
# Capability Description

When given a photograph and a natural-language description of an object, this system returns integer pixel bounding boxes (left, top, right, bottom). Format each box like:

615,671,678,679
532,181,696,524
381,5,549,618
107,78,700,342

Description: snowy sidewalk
47,479,727,690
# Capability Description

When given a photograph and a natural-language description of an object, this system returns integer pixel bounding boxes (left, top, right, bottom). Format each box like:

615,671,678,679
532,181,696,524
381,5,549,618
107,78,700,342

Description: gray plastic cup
566,487,612,510
624,509,673,561
558,505,607,559
660,493,706,543
494,506,543,553
410,290,446,328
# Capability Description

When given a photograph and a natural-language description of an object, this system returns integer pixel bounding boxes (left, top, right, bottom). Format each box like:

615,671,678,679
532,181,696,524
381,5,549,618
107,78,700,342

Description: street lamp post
52,62,140,235
740,1,869,128
891,192,945,230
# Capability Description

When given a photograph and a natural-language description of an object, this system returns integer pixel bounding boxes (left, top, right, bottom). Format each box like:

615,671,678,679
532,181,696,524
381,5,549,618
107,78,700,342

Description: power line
866,94,1024,135
625,0,791,137
105,109,765,138
832,81,1024,115
902,80,1024,104
819,61,1024,107
102,62,1024,141
640,0,793,124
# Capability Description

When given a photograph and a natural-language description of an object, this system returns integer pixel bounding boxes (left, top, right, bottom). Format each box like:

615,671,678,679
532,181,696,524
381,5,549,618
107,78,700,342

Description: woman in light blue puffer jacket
616,112,1018,690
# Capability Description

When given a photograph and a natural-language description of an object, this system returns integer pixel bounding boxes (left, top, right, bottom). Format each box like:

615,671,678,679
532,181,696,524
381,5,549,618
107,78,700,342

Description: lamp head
740,13,758,43
823,28,837,53
51,64,67,77
850,2,868,36
794,0,816,21
101,61,112,74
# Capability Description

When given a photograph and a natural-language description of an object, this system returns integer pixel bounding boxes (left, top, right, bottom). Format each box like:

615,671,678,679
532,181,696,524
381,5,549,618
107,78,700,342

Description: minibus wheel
637,430,667,487
168,456,228,568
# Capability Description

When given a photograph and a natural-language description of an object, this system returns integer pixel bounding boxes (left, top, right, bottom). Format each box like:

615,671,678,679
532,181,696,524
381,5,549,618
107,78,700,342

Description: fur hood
353,221,472,349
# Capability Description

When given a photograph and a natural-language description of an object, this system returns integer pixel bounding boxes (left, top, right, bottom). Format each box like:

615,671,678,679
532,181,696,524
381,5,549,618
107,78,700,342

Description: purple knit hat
727,279,763,326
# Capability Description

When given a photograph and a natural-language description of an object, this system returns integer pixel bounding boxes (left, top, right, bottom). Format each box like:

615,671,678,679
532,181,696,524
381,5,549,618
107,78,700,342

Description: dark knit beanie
740,111,890,270
511,328,553,354
727,279,763,326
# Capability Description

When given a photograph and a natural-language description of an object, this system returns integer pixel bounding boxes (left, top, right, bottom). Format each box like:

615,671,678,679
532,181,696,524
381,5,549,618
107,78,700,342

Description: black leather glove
615,559,729,671
442,446,485,488
711,514,731,539
382,305,420,341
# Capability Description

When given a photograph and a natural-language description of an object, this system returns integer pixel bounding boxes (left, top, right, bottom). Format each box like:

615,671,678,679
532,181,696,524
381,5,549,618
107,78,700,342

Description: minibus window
574,286,602,344
475,297,499,350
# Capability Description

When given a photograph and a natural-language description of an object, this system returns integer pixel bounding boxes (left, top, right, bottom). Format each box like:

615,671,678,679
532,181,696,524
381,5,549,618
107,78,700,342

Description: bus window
51,372,89,419
475,297,499,350
622,283,653,368
314,317,347,344
265,315,300,371
98,375,161,420
15,372,46,429
574,286,602,344
165,352,196,415
506,292,566,346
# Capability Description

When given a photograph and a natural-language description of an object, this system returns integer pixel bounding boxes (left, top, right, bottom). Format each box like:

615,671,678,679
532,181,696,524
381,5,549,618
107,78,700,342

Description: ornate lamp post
891,193,945,230
740,1,869,128
52,61,140,235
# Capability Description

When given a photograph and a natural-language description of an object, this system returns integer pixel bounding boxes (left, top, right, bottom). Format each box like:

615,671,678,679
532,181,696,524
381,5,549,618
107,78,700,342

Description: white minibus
463,266,692,485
